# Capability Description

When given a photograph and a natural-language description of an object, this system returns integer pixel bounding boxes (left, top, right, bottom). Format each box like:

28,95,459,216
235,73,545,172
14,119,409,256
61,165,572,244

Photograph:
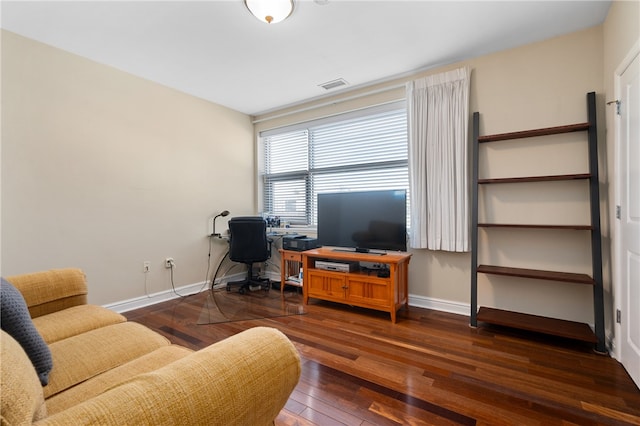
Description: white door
617,49,640,388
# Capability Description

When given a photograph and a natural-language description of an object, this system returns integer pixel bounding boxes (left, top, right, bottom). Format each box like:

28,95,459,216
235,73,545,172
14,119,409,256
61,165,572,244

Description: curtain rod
252,82,406,125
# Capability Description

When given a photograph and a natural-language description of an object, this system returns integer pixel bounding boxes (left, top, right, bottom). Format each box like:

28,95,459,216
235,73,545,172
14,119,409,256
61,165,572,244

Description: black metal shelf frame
470,92,606,353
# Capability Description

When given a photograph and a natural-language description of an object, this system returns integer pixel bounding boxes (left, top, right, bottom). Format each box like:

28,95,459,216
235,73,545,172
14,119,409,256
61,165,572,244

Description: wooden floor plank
123,290,640,425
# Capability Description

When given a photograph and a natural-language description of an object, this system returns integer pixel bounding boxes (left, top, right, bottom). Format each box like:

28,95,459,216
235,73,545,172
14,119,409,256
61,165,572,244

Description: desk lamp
212,210,230,237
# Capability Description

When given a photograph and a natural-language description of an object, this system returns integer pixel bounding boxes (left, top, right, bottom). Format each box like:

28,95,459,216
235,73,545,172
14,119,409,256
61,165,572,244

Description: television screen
317,189,407,252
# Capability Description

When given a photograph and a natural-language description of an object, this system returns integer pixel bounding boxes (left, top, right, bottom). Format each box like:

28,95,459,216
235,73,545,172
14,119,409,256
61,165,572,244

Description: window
259,102,408,226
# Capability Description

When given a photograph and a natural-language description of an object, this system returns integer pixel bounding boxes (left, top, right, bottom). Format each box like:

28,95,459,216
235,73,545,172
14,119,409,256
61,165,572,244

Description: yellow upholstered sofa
1,268,301,425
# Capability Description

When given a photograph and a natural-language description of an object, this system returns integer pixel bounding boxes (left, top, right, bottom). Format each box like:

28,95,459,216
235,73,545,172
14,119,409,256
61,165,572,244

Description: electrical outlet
165,258,175,268
143,261,151,273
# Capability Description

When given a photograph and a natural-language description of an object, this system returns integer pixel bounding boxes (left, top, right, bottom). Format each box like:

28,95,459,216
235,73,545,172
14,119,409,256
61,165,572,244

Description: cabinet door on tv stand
346,276,390,309
307,270,346,301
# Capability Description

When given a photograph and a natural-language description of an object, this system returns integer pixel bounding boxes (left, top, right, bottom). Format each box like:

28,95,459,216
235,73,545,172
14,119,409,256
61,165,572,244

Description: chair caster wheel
239,287,246,295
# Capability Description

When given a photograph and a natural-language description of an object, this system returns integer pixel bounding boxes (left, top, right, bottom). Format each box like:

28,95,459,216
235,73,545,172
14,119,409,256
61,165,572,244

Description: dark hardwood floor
123,289,640,425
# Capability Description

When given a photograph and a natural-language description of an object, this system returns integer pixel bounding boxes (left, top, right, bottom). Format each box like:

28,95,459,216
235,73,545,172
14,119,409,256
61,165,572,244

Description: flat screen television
317,189,407,252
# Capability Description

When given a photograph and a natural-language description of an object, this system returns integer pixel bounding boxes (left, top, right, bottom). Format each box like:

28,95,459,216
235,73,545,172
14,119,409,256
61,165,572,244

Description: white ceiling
1,0,611,116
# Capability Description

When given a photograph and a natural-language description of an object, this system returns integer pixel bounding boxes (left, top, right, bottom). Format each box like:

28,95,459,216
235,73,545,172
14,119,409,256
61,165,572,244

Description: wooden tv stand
302,248,412,323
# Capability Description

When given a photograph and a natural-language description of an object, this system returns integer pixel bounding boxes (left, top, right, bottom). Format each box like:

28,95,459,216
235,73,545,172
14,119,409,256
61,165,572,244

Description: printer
282,234,320,251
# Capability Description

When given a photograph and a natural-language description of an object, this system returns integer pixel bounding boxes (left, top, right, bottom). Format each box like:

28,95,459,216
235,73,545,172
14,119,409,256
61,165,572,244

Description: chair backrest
228,217,270,264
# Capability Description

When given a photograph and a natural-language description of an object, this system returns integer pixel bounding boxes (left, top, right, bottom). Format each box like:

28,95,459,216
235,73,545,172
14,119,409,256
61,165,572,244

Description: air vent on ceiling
319,78,349,91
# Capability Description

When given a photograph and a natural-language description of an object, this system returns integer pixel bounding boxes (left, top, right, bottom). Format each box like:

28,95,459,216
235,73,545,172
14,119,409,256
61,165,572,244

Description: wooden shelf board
478,122,590,143
477,265,595,285
478,223,593,230
478,173,591,184
477,307,598,343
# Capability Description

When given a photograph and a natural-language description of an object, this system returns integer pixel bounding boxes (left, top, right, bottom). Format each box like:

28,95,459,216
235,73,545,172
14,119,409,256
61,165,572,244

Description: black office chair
226,216,272,294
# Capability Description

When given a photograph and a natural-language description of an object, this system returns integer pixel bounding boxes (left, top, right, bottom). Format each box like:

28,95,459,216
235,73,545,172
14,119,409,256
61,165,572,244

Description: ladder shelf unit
470,92,606,353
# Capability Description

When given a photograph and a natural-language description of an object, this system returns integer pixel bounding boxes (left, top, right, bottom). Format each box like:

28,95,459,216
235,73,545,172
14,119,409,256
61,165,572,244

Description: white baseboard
103,282,206,313
104,272,246,313
407,294,470,317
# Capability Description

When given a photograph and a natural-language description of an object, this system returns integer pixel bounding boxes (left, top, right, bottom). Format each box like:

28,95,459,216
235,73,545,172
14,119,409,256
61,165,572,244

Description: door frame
613,38,640,362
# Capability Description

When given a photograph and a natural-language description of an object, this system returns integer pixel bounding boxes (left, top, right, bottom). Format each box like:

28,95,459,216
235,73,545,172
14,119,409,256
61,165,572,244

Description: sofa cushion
44,321,171,398
40,327,300,426
33,304,126,344
45,345,193,415
0,330,48,424
1,278,53,386
6,268,88,318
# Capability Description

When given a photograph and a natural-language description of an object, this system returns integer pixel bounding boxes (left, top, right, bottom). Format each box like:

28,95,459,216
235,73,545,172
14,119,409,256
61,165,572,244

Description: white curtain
407,67,470,251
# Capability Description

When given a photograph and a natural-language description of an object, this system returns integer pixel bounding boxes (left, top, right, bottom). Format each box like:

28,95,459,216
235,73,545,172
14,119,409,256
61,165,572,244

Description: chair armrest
6,269,88,318
38,327,301,426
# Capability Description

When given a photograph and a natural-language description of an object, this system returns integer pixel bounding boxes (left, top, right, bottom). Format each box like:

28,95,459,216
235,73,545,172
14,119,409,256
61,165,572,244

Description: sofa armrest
6,269,88,318
37,327,301,426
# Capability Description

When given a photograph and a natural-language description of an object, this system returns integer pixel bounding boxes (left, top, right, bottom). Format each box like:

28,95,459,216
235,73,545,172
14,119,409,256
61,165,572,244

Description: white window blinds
261,103,408,226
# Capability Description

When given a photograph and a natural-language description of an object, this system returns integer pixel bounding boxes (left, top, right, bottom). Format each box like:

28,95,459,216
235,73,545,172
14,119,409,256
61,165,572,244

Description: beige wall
1,31,255,305
255,26,606,323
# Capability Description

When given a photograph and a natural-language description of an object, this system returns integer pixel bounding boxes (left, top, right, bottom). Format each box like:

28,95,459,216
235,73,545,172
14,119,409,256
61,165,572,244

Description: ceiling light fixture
244,0,294,24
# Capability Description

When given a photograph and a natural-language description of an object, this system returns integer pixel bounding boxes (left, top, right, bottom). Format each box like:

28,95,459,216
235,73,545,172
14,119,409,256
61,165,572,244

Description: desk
279,249,303,297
